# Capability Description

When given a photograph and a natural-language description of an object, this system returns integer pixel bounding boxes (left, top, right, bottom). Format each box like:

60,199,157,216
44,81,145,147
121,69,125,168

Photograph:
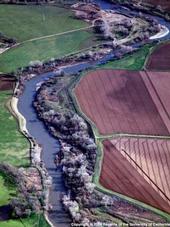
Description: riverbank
110,0,170,21
150,25,169,40
9,85,54,226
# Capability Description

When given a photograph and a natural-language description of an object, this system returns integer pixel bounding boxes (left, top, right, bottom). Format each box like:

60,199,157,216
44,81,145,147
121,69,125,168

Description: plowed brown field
100,140,170,214
0,75,15,91
133,0,170,12
111,137,170,207
146,43,170,71
75,70,170,136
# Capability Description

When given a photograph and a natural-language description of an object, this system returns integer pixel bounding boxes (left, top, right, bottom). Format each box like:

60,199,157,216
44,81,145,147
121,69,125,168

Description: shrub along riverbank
0,89,49,226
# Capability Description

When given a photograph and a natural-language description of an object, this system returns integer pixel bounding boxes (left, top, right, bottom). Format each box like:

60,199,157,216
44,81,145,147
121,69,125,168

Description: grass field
0,172,16,206
0,4,96,73
100,44,153,70
0,214,49,227
0,30,97,73
0,5,88,42
0,91,29,167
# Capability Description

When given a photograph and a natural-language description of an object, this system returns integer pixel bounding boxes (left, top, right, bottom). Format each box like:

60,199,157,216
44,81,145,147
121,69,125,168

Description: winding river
18,1,170,226
18,63,91,227
18,72,69,226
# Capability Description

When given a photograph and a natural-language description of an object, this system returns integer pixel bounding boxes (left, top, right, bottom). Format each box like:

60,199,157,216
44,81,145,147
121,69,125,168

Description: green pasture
0,91,29,167
0,213,49,227
0,4,96,73
0,5,88,42
0,30,97,73
100,44,154,70
0,172,16,206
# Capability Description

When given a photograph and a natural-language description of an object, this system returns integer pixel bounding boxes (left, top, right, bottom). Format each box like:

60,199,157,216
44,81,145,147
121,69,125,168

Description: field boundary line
96,133,170,140
0,26,93,74
143,43,157,70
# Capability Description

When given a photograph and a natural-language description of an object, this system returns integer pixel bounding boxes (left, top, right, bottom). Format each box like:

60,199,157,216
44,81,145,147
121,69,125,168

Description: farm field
100,139,170,214
146,43,170,71
0,171,16,223
0,75,15,91
0,172,16,207
75,69,170,136
0,4,96,73
133,0,170,12
0,214,49,227
101,44,153,70
0,30,96,73
111,137,170,208
141,71,170,129
0,5,88,42
0,90,29,167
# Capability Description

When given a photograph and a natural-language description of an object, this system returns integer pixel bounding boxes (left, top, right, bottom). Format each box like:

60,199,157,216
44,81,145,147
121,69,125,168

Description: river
18,1,170,226
18,63,91,227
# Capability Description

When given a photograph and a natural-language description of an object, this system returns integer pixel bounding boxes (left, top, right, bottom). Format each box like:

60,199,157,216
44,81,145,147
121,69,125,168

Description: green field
0,172,16,206
0,5,88,42
0,4,96,73
0,91,29,167
0,214,49,227
100,44,154,70
0,30,97,73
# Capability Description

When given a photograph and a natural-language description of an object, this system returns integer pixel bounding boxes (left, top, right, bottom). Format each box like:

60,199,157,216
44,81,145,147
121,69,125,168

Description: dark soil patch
146,43,170,71
0,75,16,91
